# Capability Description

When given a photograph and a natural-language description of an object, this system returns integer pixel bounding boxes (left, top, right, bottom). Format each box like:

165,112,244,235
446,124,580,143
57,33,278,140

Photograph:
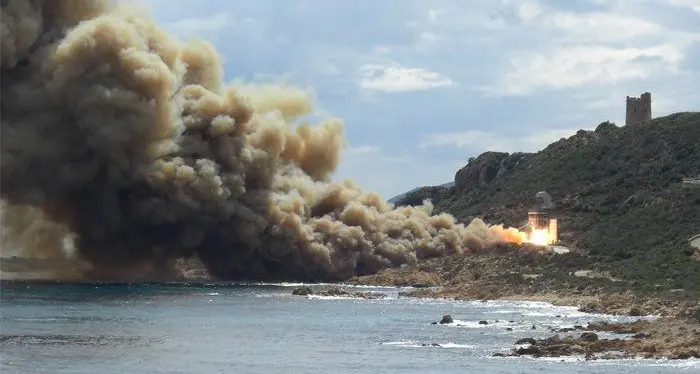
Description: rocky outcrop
503,317,700,360
291,286,386,299
391,186,451,207
454,152,530,193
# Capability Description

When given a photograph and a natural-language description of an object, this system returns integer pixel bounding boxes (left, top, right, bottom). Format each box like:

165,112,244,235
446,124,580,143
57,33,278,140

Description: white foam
534,355,585,362
522,310,591,318
234,282,401,291
378,341,475,349
585,357,700,369
306,295,360,300
438,343,476,349
441,319,514,328
378,340,414,346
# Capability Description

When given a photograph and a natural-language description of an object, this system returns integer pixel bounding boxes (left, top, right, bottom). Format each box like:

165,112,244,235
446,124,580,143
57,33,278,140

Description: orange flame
526,228,555,246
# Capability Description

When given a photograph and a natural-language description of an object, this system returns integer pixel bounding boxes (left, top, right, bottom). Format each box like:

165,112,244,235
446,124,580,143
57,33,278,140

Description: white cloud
427,8,445,22
164,13,234,36
345,145,380,155
670,0,700,13
358,64,454,93
498,44,685,95
421,128,579,153
540,12,663,42
517,1,543,21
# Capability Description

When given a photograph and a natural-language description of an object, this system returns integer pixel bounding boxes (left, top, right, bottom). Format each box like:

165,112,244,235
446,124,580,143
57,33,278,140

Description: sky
138,0,700,199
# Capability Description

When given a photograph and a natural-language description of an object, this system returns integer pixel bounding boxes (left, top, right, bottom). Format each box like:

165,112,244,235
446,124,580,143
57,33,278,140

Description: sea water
1,283,698,374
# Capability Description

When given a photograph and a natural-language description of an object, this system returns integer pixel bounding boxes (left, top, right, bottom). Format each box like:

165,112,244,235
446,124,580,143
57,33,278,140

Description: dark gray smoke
0,0,527,282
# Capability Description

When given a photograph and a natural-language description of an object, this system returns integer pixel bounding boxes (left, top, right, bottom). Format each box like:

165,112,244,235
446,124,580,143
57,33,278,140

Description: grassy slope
407,112,700,293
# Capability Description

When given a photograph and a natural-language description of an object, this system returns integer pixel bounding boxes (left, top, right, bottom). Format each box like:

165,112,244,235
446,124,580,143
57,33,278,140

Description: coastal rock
511,335,590,358
478,320,488,325
291,286,386,300
291,286,313,296
421,343,442,347
503,326,700,360
587,321,644,334
439,315,454,324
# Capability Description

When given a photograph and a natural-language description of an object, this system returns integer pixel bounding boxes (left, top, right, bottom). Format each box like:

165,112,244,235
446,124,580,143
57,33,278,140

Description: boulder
515,338,537,345
291,286,313,296
439,315,454,324
580,332,599,342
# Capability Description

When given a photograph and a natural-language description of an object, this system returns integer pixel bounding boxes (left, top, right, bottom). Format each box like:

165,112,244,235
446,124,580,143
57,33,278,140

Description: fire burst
527,228,556,246
524,210,558,247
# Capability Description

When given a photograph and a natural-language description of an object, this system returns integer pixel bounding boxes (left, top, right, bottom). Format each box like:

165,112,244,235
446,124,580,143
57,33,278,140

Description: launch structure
526,191,558,246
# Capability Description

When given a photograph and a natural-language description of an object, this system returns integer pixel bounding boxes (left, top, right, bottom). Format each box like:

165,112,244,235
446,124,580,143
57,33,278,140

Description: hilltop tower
625,92,652,126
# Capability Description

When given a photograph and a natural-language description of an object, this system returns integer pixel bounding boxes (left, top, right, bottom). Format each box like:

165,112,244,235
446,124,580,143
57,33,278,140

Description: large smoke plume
1,0,527,282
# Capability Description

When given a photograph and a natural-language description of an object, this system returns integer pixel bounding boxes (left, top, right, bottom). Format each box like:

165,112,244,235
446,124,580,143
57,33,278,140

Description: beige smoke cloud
0,0,527,282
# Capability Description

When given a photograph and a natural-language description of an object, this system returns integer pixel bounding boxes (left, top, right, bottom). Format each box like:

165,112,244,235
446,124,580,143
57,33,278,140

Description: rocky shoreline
4,252,699,360
500,318,700,360
348,251,700,360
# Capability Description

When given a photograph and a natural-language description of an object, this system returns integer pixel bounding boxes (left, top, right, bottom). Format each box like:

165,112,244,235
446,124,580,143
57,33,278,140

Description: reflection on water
0,334,161,347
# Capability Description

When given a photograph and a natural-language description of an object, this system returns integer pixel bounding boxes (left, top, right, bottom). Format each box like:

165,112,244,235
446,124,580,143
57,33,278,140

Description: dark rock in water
508,333,647,359
439,315,454,324
422,343,442,347
492,353,507,357
291,286,385,299
506,327,513,331
531,324,537,330
514,335,587,357
515,338,537,345
291,286,313,296
515,345,543,355
479,320,489,325
580,332,599,342
431,322,438,325
555,315,561,318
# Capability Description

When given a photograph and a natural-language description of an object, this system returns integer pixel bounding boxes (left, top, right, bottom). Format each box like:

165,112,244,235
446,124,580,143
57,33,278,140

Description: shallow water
1,283,698,374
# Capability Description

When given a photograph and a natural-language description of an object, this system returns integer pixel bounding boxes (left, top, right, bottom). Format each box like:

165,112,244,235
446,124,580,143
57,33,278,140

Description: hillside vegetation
395,112,700,293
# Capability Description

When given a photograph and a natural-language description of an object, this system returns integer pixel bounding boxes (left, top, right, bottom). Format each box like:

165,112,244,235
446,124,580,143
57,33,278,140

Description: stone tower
625,92,652,126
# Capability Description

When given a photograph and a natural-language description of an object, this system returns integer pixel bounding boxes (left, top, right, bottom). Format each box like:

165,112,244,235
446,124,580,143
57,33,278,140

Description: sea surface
1,282,698,374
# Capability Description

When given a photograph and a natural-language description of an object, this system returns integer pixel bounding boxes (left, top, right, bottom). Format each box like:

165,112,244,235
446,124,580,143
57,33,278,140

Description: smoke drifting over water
0,0,526,281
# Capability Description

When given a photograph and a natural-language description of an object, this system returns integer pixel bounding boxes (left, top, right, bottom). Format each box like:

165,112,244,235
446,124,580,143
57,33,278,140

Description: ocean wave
229,282,401,290
378,340,475,349
438,319,517,328
305,294,394,301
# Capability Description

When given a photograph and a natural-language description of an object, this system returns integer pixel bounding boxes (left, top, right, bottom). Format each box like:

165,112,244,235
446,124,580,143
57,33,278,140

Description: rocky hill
394,112,700,293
